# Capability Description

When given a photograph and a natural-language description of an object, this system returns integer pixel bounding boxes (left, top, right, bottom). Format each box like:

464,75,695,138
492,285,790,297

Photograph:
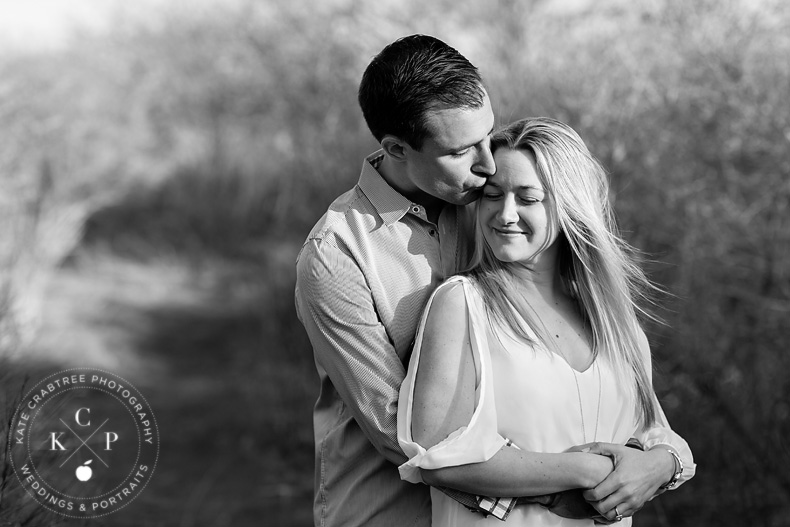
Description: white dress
398,276,693,526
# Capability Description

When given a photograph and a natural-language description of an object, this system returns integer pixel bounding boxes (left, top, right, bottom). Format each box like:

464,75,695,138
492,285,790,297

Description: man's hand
569,442,675,522
545,489,617,524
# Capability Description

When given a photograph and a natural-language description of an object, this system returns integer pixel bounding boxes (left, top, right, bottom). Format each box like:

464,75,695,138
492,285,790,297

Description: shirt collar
358,150,415,226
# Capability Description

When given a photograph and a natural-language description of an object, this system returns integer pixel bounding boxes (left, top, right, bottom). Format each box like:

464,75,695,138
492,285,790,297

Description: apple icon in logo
76,460,93,482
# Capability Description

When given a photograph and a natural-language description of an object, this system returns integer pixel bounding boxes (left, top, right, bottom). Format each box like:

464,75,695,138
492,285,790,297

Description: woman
397,118,695,526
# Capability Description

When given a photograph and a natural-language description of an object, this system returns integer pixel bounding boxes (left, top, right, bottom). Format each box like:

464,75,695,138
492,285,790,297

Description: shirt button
429,229,436,236
412,206,420,213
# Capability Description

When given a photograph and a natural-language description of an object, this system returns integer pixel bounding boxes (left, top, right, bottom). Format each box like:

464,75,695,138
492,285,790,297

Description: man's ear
381,135,408,162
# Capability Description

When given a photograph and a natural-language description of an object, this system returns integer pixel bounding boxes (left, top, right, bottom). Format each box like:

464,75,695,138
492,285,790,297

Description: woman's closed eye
483,192,541,203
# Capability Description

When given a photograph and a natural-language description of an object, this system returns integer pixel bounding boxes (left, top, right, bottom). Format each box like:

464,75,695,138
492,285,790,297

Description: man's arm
298,244,600,520
295,240,408,464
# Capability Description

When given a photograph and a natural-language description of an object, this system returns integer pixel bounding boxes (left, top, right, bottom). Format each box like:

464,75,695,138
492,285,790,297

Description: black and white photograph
1,0,787,525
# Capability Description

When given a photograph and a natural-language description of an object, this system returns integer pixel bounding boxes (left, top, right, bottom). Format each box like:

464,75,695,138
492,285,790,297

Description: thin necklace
526,295,601,443
569,361,602,443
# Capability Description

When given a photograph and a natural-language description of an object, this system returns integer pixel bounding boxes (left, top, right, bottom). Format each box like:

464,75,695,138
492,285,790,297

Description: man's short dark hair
358,34,485,150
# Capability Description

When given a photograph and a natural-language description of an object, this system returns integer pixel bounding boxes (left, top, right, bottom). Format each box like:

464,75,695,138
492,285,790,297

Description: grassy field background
1,0,789,525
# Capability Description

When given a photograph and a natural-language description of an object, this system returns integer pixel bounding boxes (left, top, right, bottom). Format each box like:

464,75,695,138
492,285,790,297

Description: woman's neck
508,263,567,304
507,243,566,293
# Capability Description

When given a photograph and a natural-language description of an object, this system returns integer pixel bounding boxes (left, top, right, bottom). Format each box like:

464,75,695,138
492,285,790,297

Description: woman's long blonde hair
466,117,660,428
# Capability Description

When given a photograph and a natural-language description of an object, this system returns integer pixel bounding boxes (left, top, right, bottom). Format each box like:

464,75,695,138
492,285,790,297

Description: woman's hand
569,442,675,522
574,450,616,489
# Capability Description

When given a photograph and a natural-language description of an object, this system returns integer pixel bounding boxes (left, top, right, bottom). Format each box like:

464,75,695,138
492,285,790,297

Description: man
295,34,693,527
295,34,493,526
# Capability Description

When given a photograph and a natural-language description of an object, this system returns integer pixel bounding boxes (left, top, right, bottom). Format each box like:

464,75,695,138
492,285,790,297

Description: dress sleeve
635,399,697,488
397,276,508,484
630,326,696,489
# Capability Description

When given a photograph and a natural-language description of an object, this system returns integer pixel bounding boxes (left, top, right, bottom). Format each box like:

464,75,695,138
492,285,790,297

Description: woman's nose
496,197,518,224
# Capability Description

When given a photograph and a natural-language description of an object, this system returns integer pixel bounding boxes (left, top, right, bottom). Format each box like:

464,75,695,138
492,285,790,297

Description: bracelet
658,448,683,490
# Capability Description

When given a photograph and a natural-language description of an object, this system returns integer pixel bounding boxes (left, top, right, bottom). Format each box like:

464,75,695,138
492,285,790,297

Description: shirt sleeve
397,277,508,484
295,239,407,465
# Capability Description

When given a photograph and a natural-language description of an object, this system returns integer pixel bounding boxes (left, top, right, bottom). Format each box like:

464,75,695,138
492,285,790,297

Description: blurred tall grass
1,0,789,525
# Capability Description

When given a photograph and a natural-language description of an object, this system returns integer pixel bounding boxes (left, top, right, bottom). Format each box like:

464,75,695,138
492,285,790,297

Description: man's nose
473,143,496,177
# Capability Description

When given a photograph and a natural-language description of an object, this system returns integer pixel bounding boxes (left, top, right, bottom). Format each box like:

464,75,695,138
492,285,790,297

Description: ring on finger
614,506,623,522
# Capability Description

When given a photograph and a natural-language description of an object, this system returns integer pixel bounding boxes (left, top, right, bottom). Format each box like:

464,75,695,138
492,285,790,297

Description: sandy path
5,245,314,526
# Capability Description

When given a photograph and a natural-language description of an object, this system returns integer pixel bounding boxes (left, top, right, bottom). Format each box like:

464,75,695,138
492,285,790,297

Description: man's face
402,91,496,206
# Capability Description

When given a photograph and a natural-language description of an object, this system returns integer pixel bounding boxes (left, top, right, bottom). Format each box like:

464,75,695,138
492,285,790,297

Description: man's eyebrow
447,126,495,153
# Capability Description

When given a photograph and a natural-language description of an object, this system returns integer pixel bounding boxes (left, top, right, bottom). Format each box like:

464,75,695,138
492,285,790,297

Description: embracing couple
295,34,695,527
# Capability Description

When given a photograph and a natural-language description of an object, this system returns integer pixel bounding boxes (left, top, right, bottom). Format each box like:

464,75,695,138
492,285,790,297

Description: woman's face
479,148,560,266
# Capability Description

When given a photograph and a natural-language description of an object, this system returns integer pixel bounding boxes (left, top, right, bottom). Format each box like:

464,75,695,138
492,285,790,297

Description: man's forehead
423,95,494,149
